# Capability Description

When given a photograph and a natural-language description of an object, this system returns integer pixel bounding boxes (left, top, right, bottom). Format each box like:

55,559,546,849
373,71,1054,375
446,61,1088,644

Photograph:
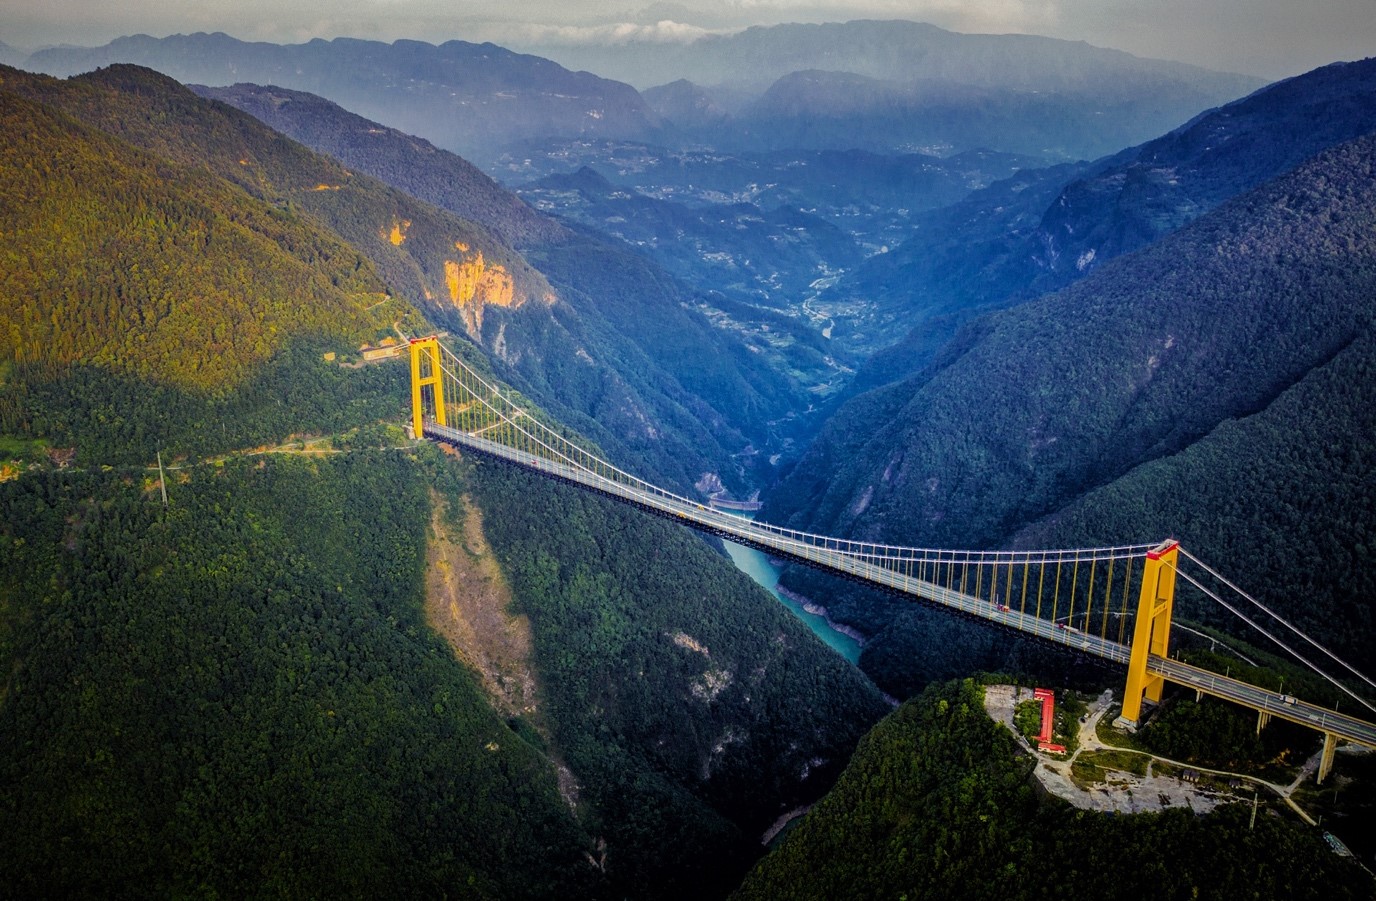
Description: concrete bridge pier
1318,732,1338,784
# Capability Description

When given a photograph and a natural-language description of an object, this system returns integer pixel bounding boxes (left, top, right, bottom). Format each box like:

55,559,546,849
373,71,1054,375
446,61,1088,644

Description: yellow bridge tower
409,336,446,439
1117,540,1180,729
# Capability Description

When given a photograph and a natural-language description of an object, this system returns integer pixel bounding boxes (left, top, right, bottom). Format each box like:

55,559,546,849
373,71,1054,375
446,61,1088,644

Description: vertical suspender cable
1118,555,1136,645
1100,557,1115,640
1083,557,1097,632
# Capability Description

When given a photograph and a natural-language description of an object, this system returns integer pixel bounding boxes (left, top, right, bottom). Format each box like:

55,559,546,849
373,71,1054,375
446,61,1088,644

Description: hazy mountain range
523,19,1264,158
516,19,1262,97
22,21,1264,164
0,40,25,67
25,33,663,165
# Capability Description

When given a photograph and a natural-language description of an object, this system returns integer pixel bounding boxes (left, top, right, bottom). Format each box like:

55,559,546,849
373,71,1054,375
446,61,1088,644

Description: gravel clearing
984,685,1237,814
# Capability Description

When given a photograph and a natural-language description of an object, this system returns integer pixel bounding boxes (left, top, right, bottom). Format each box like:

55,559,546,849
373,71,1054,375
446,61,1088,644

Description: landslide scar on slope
424,490,538,720
424,492,583,810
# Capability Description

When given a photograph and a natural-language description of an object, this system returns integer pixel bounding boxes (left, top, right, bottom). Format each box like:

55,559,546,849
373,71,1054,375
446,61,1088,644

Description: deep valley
3,16,1376,899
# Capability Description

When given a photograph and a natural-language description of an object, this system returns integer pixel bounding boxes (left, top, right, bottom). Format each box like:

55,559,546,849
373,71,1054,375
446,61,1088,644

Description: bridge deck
425,422,1376,750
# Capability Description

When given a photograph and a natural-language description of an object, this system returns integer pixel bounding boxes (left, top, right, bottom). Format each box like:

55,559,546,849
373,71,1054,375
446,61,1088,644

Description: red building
1033,688,1066,753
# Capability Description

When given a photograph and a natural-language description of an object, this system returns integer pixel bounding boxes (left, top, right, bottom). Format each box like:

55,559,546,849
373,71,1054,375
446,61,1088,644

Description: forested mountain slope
2,65,555,343
0,447,887,897
733,680,1370,900
839,57,1376,389
467,459,889,896
193,83,567,249
2,64,801,492
766,131,1376,677
0,455,600,898
0,80,390,388
0,75,422,462
198,78,813,491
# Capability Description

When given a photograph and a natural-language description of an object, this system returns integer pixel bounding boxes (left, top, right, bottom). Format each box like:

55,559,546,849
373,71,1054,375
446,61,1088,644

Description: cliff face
387,216,544,339
444,245,520,335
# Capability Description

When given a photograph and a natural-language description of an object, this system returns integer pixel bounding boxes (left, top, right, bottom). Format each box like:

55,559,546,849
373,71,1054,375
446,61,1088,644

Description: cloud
482,19,726,46
620,0,1059,33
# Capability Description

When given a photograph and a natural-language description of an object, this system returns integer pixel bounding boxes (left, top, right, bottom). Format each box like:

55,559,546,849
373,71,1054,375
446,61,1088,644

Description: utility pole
1249,792,1258,831
156,449,169,506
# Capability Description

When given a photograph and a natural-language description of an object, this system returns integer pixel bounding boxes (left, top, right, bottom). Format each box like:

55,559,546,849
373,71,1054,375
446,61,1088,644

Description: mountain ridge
194,82,568,248
836,55,1376,391
5,64,556,347
5,63,814,493
25,32,665,165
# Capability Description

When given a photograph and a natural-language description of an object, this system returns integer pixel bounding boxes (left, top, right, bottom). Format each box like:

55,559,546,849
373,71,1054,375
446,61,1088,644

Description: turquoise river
721,538,862,663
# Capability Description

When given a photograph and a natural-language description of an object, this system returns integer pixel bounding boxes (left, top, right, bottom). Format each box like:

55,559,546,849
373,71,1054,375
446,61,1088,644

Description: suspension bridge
408,336,1376,780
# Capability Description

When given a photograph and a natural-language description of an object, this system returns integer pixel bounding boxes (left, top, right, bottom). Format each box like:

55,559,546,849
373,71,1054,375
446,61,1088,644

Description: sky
2,0,1373,80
